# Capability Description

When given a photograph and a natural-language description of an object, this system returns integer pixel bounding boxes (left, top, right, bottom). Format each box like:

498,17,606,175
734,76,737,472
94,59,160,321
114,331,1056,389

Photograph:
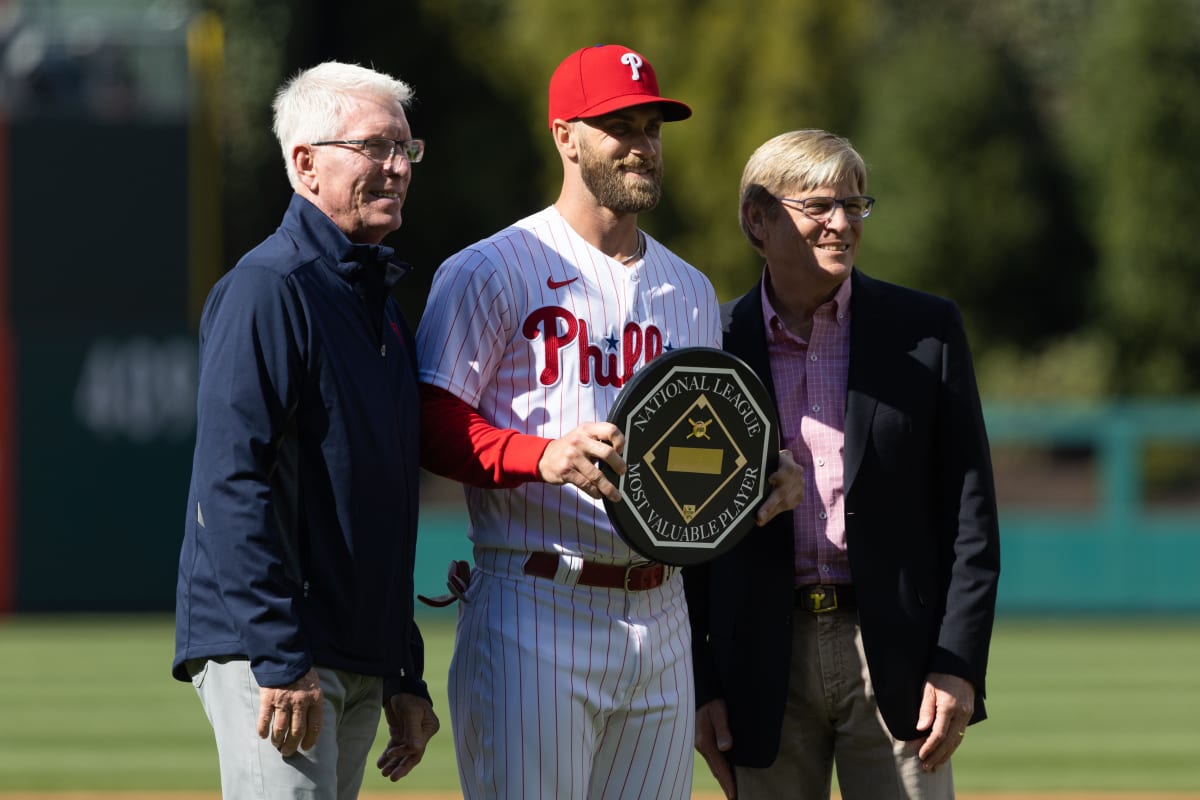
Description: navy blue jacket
174,194,427,699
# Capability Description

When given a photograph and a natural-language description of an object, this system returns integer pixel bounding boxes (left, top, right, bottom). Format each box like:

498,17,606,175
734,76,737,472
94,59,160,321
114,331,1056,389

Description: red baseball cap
548,44,692,129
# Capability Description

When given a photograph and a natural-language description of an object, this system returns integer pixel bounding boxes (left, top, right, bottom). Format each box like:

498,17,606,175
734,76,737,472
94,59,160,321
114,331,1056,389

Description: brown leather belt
523,552,669,591
796,584,856,613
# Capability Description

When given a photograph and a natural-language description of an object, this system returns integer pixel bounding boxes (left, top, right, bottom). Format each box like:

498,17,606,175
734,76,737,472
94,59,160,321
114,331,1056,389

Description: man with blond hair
686,129,1000,800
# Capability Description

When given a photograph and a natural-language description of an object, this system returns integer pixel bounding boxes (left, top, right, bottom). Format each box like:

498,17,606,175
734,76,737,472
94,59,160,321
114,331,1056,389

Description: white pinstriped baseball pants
448,551,695,800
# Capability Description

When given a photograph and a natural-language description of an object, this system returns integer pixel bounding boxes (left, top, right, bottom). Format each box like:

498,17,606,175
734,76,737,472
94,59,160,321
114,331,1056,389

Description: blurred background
1,0,1199,795
1,0,1197,618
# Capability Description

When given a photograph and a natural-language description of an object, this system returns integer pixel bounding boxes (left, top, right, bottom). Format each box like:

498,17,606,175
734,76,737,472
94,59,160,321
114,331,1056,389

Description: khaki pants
735,608,954,800
188,657,382,800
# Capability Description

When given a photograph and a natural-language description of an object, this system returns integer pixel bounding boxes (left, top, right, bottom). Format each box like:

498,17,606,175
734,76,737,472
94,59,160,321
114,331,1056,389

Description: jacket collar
282,194,412,288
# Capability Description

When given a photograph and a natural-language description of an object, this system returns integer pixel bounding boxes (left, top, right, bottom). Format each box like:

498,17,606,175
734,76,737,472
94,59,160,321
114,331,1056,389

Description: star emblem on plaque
602,347,780,566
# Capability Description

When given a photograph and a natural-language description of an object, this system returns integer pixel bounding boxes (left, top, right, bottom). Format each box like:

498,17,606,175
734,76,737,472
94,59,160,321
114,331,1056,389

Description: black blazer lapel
722,285,778,403
844,270,879,495
721,283,795,566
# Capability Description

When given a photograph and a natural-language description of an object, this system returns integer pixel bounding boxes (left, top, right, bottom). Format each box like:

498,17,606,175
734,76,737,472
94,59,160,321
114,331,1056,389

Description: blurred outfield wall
984,403,1200,614
2,390,1199,614
414,399,1200,617
0,1,218,613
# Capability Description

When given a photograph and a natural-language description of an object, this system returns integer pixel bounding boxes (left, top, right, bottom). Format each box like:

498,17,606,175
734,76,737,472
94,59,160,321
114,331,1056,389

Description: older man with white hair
173,61,438,800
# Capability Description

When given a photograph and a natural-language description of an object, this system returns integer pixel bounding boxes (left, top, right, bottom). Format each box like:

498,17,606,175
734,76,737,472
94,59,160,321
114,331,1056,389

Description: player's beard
578,141,663,214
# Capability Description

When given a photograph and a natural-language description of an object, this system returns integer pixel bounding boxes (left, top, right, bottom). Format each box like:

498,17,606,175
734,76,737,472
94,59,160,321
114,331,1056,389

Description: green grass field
1,614,1198,794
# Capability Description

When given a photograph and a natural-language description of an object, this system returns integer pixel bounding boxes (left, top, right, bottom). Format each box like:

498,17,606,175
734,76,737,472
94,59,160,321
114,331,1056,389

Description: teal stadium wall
983,402,1200,614
414,401,1200,617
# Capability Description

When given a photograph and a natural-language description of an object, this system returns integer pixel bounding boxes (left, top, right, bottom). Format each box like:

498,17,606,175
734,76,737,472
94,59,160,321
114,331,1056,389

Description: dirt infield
4,793,1199,799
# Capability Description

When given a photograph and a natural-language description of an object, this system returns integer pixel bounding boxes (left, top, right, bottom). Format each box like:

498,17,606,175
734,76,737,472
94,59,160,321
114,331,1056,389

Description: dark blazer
684,268,1001,768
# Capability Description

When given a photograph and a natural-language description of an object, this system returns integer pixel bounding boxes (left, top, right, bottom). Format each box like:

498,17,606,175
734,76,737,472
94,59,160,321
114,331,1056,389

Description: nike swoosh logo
547,276,579,289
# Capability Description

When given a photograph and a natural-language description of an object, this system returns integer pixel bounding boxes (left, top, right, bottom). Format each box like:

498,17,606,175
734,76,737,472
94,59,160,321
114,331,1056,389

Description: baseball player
416,45,799,799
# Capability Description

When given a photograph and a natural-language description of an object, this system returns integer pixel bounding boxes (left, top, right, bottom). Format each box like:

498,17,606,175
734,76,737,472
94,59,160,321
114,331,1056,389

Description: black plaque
602,347,780,566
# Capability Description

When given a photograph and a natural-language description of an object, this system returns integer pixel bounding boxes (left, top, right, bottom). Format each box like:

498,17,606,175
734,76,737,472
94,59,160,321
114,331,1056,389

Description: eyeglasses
775,194,875,222
310,138,426,163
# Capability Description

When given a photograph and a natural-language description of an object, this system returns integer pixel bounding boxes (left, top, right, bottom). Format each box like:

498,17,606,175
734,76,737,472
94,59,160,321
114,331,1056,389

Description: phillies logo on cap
620,52,643,81
547,43,692,129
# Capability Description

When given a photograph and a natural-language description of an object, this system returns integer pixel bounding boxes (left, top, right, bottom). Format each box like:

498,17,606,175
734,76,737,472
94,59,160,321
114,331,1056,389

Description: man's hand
916,672,975,772
695,699,736,799
376,693,440,781
538,422,626,501
755,449,803,526
257,667,324,756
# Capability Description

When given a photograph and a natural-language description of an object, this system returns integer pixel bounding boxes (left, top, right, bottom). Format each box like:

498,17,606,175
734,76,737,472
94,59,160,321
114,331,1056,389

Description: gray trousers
735,608,954,800
188,658,382,800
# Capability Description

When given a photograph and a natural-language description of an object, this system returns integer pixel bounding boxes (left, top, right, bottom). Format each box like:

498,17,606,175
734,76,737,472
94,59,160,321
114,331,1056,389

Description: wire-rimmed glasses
310,138,425,164
775,194,875,222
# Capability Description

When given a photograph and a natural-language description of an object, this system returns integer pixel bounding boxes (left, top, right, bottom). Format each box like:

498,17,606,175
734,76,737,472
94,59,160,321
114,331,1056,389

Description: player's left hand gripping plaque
601,347,780,566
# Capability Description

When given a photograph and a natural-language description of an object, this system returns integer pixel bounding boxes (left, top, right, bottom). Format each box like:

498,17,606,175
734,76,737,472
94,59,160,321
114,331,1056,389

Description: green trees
407,0,878,299
854,19,1093,358
211,0,1200,397
1062,0,1200,395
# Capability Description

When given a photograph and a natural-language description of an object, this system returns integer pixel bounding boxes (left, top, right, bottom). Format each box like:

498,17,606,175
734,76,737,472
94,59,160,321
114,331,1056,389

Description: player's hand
755,449,803,526
695,699,736,799
916,672,975,772
257,667,324,756
538,422,626,501
377,693,440,781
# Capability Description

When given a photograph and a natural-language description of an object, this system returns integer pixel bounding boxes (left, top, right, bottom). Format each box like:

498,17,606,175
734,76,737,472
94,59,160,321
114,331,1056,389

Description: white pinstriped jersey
416,205,721,562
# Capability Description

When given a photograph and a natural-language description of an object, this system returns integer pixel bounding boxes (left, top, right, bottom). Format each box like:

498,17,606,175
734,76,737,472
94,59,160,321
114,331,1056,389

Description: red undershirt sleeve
419,383,550,488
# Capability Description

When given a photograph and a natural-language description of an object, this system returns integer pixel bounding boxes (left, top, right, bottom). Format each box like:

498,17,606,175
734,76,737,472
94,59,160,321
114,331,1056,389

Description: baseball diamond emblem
602,347,779,566
643,394,749,523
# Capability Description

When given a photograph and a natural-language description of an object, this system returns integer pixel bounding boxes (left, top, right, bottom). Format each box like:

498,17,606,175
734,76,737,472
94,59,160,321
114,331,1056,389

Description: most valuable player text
623,461,762,541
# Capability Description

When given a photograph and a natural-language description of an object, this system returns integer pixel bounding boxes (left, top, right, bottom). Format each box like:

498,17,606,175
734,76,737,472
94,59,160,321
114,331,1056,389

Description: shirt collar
760,268,853,343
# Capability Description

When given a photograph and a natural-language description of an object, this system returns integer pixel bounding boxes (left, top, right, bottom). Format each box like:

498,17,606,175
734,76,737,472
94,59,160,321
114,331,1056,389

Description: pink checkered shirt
760,276,853,586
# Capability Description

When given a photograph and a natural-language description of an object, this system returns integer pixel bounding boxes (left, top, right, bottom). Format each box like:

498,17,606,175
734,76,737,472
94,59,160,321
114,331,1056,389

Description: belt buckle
808,585,838,613
624,562,663,591
624,562,642,591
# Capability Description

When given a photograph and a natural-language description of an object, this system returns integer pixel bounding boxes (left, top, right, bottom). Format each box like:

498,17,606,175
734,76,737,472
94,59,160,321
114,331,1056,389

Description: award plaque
602,347,780,566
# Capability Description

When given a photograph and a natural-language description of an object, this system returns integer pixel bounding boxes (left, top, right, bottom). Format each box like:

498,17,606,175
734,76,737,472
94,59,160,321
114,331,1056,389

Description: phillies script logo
523,306,665,387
